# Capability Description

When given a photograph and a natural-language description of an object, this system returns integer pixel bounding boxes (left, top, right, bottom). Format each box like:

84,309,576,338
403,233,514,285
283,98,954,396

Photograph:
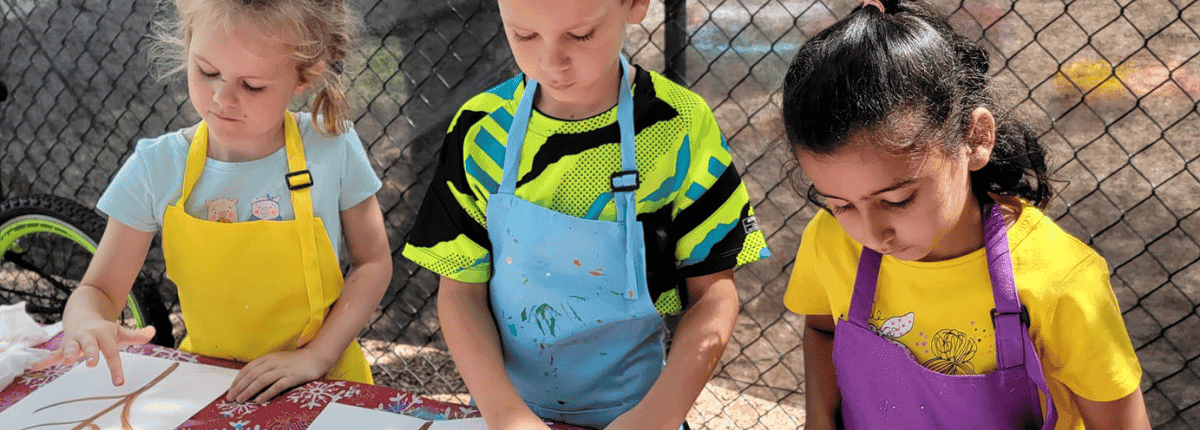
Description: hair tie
331,61,344,75
862,0,886,13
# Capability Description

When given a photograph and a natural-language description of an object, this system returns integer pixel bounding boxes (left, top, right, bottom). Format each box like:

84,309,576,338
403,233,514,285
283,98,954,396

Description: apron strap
611,55,640,300
981,204,1057,426
177,124,211,206
848,247,881,325
280,113,326,346
984,204,1023,370
179,113,325,346
499,77,535,195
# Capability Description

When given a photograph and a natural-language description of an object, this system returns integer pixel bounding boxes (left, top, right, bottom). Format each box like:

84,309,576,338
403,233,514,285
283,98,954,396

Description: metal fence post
664,0,687,84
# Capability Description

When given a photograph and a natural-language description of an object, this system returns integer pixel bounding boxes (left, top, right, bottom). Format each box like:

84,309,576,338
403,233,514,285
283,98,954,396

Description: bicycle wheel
0,194,174,347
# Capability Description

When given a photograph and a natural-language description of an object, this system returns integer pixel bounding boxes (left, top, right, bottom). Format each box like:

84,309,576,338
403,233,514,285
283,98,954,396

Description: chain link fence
0,0,1196,428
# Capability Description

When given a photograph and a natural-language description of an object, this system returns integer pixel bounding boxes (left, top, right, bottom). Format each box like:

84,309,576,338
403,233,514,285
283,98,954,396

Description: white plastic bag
0,302,62,389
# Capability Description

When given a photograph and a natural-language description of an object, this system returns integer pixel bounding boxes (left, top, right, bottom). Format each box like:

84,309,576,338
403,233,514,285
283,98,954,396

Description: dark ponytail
781,0,1054,208
972,118,1053,207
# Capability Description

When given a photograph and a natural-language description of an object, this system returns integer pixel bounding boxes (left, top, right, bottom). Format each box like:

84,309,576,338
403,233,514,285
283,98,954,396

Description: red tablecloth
0,337,584,430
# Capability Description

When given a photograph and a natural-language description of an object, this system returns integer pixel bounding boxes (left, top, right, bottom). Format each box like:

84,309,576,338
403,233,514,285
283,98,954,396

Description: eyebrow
814,176,919,202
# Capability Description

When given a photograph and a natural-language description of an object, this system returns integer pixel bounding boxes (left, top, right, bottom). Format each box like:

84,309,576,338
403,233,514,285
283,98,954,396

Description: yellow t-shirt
784,203,1141,430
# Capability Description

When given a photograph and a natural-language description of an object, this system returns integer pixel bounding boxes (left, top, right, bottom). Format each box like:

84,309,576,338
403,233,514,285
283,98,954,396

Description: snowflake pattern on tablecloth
17,362,74,388
216,399,262,418
374,391,471,420
284,381,362,410
376,391,422,414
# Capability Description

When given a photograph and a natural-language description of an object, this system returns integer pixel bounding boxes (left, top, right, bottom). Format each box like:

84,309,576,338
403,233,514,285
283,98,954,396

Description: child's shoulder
798,209,860,259
640,66,707,104
1008,201,1099,259
131,127,191,163
1006,199,1109,284
634,66,715,123
294,111,359,143
442,75,524,134
462,74,525,113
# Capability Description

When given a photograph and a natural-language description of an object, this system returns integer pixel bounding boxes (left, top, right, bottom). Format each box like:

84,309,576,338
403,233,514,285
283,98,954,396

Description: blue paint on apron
487,56,667,429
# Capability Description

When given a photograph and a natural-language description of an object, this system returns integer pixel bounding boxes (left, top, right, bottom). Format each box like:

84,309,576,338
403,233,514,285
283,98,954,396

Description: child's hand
34,320,156,387
225,349,329,404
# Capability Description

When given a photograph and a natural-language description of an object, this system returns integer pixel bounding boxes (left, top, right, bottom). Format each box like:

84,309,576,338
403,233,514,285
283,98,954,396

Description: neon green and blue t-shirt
403,66,770,314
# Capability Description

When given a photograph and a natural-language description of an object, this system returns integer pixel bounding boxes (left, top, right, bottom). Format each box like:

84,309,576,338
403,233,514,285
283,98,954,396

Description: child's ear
295,60,327,95
966,107,995,172
627,0,651,24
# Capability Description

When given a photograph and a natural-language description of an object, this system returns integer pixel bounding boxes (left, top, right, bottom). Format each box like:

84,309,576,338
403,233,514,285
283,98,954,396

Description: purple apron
832,205,1058,429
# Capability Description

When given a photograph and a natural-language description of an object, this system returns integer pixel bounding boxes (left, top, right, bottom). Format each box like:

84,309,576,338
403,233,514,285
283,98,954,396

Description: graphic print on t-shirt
922,328,979,375
249,195,283,221
869,310,985,376
870,311,916,360
205,198,238,223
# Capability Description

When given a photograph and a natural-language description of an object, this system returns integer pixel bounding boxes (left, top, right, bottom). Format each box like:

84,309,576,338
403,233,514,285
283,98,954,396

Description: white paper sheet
0,351,238,430
307,402,490,430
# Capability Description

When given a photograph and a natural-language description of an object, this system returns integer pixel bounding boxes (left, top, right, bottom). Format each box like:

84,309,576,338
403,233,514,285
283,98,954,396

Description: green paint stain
533,304,560,337
521,309,528,321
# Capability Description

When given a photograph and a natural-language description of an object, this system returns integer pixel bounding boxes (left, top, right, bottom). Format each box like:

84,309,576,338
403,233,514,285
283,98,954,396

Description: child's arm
226,195,391,403
803,314,841,430
439,276,553,430
605,269,740,430
36,217,158,386
1074,388,1151,429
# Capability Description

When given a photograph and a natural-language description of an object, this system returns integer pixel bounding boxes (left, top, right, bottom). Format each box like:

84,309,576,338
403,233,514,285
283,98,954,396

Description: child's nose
863,213,897,251
540,40,570,73
212,80,236,107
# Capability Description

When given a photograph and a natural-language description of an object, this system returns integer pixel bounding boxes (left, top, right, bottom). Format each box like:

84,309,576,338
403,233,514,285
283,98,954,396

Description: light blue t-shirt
98,112,382,263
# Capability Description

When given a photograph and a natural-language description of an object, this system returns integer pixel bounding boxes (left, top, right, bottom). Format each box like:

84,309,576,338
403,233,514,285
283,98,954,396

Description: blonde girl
39,0,390,405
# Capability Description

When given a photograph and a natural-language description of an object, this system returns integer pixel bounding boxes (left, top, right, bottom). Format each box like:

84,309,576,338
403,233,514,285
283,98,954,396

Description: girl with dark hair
780,1,1149,428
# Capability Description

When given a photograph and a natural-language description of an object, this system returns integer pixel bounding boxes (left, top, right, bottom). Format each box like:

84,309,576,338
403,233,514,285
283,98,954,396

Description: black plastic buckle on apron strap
285,170,314,190
611,170,639,193
990,305,1030,329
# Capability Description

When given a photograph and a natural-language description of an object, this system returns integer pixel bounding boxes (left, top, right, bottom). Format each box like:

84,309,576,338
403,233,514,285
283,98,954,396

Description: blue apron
487,56,667,429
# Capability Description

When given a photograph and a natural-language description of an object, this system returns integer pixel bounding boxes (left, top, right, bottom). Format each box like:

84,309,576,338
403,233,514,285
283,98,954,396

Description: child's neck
205,122,287,163
533,64,629,121
920,196,986,262
921,194,1024,262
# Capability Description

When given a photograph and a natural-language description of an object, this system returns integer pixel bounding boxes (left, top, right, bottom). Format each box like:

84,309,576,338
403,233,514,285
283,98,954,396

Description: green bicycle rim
0,214,148,327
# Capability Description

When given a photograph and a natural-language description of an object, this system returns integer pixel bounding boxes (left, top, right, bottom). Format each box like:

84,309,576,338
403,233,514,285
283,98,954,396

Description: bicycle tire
0,194,174,347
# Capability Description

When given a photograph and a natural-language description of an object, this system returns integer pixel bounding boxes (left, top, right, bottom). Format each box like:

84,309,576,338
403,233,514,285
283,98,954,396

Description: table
0,336,584,430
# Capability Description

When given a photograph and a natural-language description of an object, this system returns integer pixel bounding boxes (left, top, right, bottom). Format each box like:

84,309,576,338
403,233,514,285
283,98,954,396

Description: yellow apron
162,113,372,383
